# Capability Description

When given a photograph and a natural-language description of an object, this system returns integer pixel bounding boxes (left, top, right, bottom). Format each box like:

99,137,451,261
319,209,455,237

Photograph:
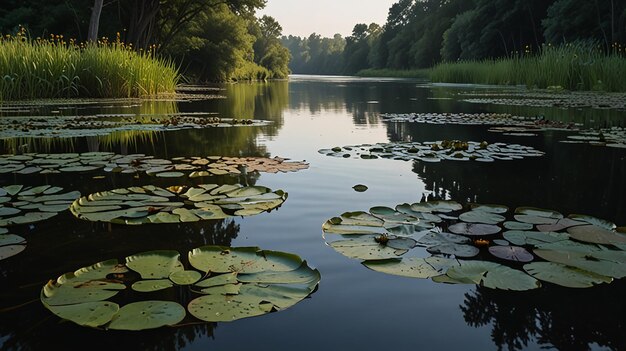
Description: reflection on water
1,76,626,351
462,282,626,351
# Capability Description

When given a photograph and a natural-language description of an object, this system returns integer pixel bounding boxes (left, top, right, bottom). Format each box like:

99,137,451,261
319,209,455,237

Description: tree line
0,0,291,81
283,0,626,75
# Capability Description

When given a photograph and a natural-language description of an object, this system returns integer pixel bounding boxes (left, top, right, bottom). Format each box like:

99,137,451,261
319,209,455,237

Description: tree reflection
462,282,626,351
0,218,241,350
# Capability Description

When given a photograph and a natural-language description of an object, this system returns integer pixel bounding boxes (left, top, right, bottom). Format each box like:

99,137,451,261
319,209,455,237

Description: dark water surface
1,75,625,351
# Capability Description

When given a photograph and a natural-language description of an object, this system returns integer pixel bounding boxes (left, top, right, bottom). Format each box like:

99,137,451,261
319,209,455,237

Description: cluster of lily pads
460,90,626,110
0,114,271,139
0,184,80,261
563,127,626,149
0,185,80,226
41,246,320,330
0,152,309,177
322,200,626,290
380,112,578,130
319,140,544,163
70,184,287,225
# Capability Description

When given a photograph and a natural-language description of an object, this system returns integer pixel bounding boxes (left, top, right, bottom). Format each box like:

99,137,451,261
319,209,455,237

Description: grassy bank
356,68,431,80
431,44,626,92
0,31,179,100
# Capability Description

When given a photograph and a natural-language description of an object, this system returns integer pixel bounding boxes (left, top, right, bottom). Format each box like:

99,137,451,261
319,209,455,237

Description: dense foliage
283,0,626,75
0,0,291,82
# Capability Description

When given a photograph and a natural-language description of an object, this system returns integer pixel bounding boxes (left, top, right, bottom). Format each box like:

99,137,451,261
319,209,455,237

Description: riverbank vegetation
0,30,178,100
0,0,291,86
283,0,626,91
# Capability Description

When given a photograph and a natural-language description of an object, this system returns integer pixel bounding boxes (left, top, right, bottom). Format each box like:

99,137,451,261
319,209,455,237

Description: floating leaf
0,185,79,226
470,204,509,214
567,225,626,245
514,215,558,225
534,249,626,279
131,280,174,293
503,221,534,230
363,257,459,278
445,261,541,291
108,301,186,331
189,246,302,274
352,184,368,192
169,270,202,285
448,223,501,236
515,207,563,219
488,246,534,262
459,210,505,225
568,214,616,230
524,262,612,288
503,230,570,246
44,302,119,328
71,184,286,224
126,251,184,279
329,235,413,260
536,218,586,232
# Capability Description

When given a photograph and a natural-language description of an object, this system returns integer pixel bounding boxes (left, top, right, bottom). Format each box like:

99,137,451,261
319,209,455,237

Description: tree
87,0,103,41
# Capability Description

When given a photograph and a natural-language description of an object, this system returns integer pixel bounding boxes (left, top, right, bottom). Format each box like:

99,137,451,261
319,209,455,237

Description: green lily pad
514,215,558,225
534,249,626,279
407,201,462,213
131,279,174,293
42,246,320,329
169,270,203,285
515,207,563,219
328,235,413,260
568,214,617,230
319,141,544,163
108,301,186,330
567,225,626,245
459,210,505,225
71,184,286,224
0,185,79,226
470,204,509,214
524,262,612,288
363,257,459,278
352,184,368,192
448,223,501,236
188,246,303,274
503,230,570,246
536,218,586,232
503,221,534,230
126,251,184,279
445,261,541,291
0,234,27,260
488,246,534,262
44,302,120,328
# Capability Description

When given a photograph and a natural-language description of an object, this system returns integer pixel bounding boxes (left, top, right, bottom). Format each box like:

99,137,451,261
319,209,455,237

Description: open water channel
1,75,625,350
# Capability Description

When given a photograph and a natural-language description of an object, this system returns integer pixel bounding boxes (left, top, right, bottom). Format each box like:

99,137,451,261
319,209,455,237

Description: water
1,75,625,351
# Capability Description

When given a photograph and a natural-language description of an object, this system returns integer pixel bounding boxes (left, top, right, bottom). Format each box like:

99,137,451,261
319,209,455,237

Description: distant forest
282,0,626,75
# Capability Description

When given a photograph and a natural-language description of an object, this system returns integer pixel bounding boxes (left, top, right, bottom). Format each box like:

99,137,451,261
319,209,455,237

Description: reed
356,68,431,80
430,43,626,92
0,29,179,100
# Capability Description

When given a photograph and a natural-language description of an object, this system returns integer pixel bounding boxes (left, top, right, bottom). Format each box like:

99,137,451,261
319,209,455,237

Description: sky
257,0,397,38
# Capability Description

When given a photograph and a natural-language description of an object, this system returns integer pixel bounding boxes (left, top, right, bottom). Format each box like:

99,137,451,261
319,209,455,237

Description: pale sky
258,0,397,38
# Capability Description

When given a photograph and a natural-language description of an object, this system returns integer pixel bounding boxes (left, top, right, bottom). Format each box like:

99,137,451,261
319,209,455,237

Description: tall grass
431,43,626,92
231,61,271,82
357,68,431,80
0,30,179,100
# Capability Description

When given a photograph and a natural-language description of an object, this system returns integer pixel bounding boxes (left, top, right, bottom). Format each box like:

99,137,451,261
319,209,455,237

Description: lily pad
445,261,541,291
0,185,79,226
353,184,368,192
108,301,186,330
42,246,320,329
448,223,501,236
503,230,570,246
524,262,612,288
71,184,287,224
488,246,534,262
567,225,626,245
0,233,27,261
568,214,616,230
459,210,505,225
536,218,586,232
503,221,534,230
363,257,459,278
